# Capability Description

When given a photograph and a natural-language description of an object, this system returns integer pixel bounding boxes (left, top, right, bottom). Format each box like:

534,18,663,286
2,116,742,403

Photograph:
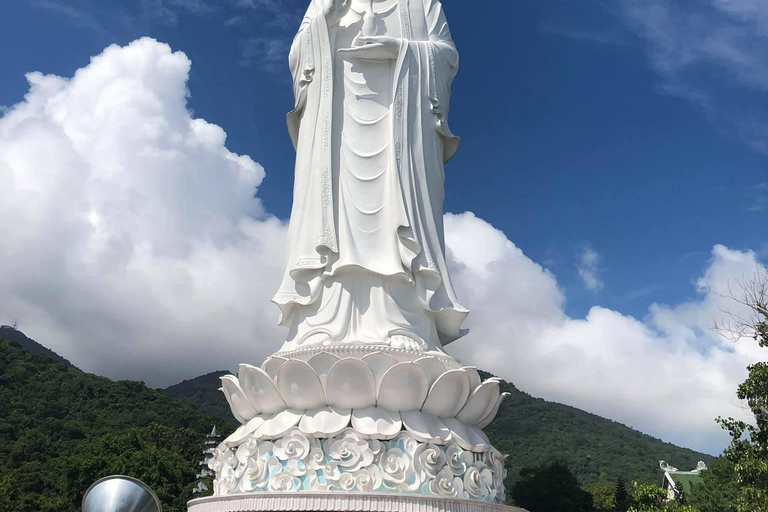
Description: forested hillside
162,370,233,420
485,374,713,487
1,327,715,511
0,325,75,368
0,339,235,512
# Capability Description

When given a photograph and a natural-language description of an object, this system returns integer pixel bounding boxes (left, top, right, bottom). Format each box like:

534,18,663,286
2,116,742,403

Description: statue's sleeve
418,0,460,160
287,1,321,148
424,0,459,67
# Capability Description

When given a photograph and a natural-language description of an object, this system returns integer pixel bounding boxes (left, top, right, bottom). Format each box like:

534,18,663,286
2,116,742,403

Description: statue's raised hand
338,36,401,60
324,0,350,25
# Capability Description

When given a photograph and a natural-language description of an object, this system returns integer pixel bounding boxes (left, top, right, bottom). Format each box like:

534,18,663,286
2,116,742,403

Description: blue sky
2,0,765,319
1,0,767,453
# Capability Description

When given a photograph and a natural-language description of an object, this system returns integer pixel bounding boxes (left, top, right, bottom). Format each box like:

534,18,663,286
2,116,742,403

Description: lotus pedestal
192,347,517,512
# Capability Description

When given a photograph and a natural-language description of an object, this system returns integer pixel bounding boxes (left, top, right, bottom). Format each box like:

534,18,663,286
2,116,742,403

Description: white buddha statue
272,0,468,356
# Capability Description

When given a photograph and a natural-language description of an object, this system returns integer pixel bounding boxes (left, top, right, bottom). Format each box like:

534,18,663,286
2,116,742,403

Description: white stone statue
199,2,519,509
272,0,468,355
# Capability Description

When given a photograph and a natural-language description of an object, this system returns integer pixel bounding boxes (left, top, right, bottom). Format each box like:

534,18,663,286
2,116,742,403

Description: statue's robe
273,0,468,352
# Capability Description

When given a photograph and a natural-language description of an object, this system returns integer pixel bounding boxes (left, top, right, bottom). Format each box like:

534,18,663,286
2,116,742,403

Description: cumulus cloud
618,0,768,152
0,38,763,454
447,218,762,452
0,38,285,383
576,245,604,292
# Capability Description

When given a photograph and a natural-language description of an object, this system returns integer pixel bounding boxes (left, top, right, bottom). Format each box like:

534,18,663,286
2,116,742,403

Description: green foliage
717,317,768,512
511,461,594,512
615,477,632,512
627,482,699,512
0,325,75,368
1,327,720,511
687,457,739,512
0,339,234,512
162,370,234,420
479,372,713,491
585,479,616,511
628,482,668,511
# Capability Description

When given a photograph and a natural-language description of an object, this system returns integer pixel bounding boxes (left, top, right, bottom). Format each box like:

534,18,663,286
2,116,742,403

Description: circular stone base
188,493,528,512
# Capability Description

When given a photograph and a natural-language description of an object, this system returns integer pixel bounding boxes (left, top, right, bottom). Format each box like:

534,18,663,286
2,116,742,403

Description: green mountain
485,374,714,487
0,325,76,369
2,326,715,510
162,370,233,420
0,338,236,512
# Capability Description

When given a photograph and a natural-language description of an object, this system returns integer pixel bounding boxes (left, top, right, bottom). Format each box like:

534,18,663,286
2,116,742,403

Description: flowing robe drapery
273,0,468,352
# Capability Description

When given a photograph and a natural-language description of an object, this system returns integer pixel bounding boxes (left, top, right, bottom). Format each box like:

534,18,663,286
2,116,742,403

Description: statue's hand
339,36,401,60
324,0,350,26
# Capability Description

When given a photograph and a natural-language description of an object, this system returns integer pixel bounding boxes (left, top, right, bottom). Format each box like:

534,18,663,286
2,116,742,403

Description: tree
511,461,593,512
628,482,667,512
715,269,768,512
627,482,698,512
688,457,739,512
587,479,617,512
615,477,631,512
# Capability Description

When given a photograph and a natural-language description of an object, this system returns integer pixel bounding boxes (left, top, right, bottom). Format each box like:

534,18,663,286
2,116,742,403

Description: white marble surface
272,0,468,353
189,493,528,512
220,351,508,451
208,429,507,502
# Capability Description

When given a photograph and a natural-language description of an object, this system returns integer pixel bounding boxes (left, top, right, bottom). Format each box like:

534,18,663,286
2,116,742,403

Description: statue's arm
287,2,324,147
424,0,459,69
289,3,319,103
422,0,460,159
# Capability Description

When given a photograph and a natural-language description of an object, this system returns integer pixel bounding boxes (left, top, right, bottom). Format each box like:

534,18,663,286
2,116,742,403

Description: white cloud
576,245,604,292
239,37,288,70
447,217,762,454
618,0,768,152
32,1,106,33
0,38,764,455
0,38,284,383
141,0,179,26
228,0,294,27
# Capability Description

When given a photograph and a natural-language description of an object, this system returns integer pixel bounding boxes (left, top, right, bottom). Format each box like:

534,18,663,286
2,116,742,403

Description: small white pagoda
192,426,222,496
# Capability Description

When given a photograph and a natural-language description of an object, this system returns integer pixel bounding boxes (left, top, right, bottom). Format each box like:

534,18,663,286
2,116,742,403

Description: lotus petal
277,360,326,410
220,375,258,424
326,358,377,409
262,356,288,380
414,356,447,387
378,362,429,412
239,364,286,414
457,379,500,425
422,369,471,418
361,352,398,392
224,416,265,447
464,367,482,392
257,409,303,439
299,407,351,437
351,407,402,439
223,423,249,448
307,352,340,386
477,392,510,430
401,410,451,444
442,417,490,452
